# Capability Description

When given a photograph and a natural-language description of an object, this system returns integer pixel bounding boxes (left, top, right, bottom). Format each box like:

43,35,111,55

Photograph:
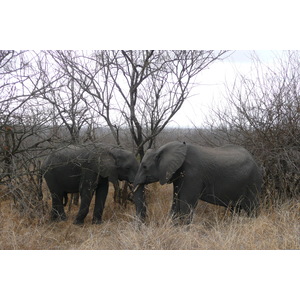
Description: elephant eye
142,164,147,170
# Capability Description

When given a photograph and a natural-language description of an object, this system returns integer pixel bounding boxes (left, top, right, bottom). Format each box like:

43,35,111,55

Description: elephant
133,141,262,224
41,144,139,225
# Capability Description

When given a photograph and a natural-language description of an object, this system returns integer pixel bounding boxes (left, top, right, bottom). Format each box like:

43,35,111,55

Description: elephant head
83,144,139,184
134,141,187,187
133,142,187,221
110,147,139,183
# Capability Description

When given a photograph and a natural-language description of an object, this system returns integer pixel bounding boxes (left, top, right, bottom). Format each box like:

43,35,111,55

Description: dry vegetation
0,183,299,250
1,51,299,251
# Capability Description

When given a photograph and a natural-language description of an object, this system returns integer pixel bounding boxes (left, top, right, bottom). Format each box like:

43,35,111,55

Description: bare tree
0,50,58,215
45,51,122,145
1,51,49,179
57,50,228,158
112,50,228,158
39,51,93,144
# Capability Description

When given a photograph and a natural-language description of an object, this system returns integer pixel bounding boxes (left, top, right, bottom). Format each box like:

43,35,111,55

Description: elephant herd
41,142,263,225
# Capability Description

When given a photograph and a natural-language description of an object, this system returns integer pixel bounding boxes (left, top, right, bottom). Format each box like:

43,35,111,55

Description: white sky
170,50,284,128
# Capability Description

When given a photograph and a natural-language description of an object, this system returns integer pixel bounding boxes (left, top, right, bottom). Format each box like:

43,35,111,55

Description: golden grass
0,183,299,250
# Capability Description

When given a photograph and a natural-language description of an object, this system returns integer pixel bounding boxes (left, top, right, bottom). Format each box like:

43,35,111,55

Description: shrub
202,51,300,200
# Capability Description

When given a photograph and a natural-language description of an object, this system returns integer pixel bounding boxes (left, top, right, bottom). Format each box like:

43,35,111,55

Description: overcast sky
170,50,284,128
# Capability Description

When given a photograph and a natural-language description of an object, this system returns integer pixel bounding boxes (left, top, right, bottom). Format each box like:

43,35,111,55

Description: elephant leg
92,178,109,224
50,191,67,221
240,187,260,217
241,198,259,217
178,200,196,225
176,181,200,225
74,187,95,225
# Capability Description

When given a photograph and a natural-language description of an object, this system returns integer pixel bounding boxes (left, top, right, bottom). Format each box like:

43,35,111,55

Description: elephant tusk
133,184,140,193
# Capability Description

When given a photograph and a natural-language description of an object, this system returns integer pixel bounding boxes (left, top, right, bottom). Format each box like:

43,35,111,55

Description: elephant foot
92,218,102,225
73,219,84,226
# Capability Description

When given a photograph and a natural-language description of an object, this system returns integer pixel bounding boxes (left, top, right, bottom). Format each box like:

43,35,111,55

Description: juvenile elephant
41,144,139,225
133,141,262,224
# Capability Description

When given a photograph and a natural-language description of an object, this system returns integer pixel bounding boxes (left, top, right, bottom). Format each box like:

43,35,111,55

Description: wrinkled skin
133,141,262,224
41,144,139,225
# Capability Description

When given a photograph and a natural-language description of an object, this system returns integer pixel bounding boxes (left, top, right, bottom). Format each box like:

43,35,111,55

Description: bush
202,51,300,199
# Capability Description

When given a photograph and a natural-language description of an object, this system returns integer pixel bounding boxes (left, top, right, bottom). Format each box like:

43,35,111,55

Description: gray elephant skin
41,144,139,224
133,141,262,224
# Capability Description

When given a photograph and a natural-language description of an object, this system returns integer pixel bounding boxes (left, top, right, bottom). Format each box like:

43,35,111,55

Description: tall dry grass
0,183,299,250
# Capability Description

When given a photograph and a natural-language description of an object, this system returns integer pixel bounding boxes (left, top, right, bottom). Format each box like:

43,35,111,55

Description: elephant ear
109,147,123,168
96,150,118,183
156,141,187,185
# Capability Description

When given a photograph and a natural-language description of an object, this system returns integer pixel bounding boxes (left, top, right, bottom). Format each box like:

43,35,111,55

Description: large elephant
133,141,262,224
41,144,139,225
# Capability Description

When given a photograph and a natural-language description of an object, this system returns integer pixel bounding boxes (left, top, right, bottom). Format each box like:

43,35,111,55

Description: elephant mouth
133,176,157,192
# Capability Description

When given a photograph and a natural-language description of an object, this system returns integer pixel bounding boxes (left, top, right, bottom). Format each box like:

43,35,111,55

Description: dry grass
0,183,299,250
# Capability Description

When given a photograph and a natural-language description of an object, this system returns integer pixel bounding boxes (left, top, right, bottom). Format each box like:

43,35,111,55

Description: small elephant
41,144,139,224
133,141,262,224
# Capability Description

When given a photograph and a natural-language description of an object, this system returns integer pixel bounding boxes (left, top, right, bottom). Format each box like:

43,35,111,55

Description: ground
0,183,299,250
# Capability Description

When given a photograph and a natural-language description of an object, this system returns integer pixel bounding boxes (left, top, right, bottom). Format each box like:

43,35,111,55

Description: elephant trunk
133,184,146,222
